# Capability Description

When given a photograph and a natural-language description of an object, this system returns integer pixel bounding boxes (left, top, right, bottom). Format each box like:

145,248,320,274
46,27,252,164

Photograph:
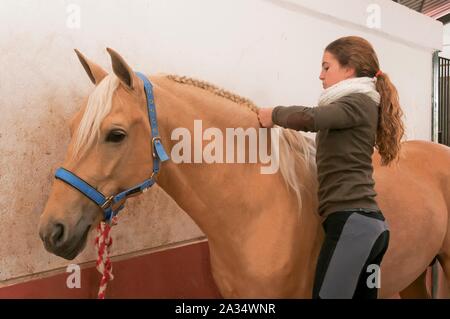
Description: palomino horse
38,48,450,298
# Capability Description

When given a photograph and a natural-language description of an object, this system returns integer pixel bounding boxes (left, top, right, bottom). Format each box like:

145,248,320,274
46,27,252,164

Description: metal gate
437,55,450,146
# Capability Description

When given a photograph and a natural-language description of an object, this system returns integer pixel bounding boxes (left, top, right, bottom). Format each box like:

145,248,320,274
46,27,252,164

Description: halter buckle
151,136,162,158
100,196,114,210
150,171,159,181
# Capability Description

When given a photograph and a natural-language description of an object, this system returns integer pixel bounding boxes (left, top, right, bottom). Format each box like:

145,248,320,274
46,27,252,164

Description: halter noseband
55,72,169,223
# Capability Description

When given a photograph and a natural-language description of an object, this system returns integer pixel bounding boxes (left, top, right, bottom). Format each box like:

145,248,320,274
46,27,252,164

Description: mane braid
166,74,259,113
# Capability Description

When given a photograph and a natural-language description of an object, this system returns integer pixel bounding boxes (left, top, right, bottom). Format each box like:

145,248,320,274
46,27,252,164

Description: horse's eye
106,130,127,143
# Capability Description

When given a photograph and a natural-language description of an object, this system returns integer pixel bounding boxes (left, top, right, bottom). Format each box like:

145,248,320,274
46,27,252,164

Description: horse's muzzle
39,220,90,260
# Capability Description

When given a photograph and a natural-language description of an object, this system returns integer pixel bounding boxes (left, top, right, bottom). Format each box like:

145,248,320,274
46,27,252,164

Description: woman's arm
263,94,371,132
272,105,316,132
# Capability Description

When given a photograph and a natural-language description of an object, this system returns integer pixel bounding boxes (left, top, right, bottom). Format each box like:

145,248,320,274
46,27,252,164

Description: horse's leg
437,254,450,294
436,191,450,295
398,270,430,299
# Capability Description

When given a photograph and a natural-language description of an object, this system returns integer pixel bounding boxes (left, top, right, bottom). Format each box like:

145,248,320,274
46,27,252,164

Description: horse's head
39,48,156,260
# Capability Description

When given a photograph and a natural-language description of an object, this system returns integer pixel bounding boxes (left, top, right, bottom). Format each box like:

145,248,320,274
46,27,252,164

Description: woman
257,36,404,299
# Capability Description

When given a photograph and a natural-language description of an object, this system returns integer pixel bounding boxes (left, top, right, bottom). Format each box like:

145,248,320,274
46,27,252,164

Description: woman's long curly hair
326,36,405,166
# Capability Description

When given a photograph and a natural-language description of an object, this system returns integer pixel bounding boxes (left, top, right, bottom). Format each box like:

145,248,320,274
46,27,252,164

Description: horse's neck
152,76,266,237
151,76,323,296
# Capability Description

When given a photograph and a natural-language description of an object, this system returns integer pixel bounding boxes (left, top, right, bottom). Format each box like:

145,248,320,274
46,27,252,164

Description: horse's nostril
49,223,65,248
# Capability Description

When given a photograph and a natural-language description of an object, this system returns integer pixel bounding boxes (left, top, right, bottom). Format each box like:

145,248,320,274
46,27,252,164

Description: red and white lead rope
95,216,118,299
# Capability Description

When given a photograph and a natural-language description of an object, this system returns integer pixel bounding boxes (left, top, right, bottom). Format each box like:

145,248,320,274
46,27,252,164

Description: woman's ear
345,66,356,78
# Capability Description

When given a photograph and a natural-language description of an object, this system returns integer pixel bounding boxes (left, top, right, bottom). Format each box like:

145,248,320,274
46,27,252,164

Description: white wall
0,0,442,284
441,23,450,58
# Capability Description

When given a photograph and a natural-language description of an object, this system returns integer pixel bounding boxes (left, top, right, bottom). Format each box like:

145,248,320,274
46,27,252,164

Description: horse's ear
74,49,108,85
106,48,136,90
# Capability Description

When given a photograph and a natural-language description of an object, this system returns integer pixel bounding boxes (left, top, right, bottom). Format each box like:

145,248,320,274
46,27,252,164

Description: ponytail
375,73,405,166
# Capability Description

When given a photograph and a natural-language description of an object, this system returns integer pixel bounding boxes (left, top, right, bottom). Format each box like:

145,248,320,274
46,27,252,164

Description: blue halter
55,72,169,223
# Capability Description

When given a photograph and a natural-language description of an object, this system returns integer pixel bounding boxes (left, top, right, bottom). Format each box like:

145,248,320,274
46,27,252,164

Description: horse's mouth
54,225,91,260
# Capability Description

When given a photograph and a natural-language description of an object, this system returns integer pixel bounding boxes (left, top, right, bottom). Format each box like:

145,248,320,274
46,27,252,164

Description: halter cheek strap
55,72,169,223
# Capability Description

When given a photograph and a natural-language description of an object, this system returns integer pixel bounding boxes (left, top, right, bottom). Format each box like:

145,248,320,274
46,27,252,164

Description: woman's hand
257,108,275,128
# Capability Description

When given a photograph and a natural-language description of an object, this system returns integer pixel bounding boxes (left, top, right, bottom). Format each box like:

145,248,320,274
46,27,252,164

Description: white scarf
318,77,380,106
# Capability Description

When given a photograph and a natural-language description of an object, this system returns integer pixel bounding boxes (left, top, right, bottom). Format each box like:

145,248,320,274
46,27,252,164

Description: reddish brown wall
0,242,221,299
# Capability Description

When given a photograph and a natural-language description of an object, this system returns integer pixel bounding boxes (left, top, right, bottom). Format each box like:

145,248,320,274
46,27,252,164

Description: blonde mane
167,74,318,214
73,74,120,158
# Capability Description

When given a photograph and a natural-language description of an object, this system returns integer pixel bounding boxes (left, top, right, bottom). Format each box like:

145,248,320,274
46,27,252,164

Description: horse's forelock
72,74,120,159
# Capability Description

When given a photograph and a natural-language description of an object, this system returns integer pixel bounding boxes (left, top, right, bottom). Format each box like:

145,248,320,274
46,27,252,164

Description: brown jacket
272,93,380,217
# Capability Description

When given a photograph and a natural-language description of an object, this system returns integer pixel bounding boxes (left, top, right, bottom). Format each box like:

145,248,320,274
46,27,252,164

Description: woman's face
319,51,356,89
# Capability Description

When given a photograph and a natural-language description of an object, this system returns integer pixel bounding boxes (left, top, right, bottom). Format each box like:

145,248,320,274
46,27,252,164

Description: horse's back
373,140,450,297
